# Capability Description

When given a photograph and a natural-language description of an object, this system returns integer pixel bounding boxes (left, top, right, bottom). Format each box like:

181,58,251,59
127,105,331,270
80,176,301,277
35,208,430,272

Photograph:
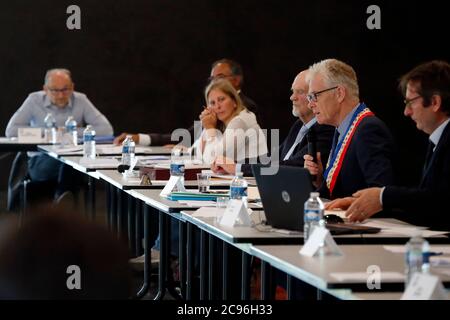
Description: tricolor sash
324,103,374,196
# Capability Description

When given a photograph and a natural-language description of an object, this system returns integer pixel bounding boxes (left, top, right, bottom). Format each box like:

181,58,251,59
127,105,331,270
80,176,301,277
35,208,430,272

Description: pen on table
428,252,444,257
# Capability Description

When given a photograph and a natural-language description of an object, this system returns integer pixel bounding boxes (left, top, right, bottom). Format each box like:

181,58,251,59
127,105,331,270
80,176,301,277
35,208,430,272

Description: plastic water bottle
44,113,56,143
65,116,78,145
230,172,248,207
83,125,96,159
304,192,324,242
170,147,185,187
405,230,430,288
121,135,136,167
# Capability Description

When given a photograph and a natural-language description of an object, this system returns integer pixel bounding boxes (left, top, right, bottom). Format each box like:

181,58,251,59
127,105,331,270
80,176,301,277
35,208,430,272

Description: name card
299,226,343,257
18,128,43,143
160,176,186,197
219,199,253,227
402,273,447,300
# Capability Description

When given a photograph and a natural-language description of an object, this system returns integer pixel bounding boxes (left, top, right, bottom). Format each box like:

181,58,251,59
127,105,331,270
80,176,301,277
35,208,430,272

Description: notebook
252,164,380,235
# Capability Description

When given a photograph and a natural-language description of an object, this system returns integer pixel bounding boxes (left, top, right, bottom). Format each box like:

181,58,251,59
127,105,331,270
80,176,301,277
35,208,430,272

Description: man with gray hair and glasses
327,60,450,230
303,59,395,202
5,68,113,200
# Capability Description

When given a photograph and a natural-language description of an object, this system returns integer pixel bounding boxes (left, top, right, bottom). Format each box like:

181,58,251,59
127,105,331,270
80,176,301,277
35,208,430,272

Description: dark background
1,0,449,194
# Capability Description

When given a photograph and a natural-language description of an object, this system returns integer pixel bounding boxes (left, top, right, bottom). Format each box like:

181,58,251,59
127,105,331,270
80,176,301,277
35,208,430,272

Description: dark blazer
148,92,259,146
319,116,395,200
241,120,334,176
383,121,450,230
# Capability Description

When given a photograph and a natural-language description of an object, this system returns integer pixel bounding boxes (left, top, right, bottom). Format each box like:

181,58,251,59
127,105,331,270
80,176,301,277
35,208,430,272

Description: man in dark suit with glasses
327,60,450,231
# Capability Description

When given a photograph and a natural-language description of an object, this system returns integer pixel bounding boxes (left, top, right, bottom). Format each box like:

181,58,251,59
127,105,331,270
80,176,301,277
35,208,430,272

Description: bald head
290,70,314,124
43,69,74,108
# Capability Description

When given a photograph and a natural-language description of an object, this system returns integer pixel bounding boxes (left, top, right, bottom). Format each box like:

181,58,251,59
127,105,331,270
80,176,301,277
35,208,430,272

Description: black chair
7,152,56,216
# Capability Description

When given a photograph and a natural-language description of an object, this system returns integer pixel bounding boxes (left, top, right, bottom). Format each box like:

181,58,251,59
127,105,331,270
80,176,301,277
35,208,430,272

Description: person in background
5,68,113,200
113,58,259,147
327,60,450,231
193,78,267,164
212,69,334,176
0,206,131,299
303,59,395,200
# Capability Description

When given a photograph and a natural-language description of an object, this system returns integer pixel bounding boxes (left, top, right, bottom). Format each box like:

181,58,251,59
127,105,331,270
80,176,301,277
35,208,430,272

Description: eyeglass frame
47,87,73,94
403,95,422,106
306,86,338,103
208,73,235,82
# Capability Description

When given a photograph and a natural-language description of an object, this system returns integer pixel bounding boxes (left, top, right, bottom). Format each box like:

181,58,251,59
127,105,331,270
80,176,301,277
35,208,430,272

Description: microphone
306,129,317,181
306,129,317,163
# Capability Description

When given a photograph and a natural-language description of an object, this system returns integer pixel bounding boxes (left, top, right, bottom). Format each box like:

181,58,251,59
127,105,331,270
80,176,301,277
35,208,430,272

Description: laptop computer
252,164,380,235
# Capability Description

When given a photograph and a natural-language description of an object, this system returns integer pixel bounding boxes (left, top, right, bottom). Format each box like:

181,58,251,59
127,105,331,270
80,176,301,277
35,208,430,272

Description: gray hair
44,68,72,86
307,59,359,98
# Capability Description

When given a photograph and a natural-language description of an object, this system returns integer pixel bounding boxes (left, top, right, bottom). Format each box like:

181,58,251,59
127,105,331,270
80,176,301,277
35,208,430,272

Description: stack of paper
167,191,229,201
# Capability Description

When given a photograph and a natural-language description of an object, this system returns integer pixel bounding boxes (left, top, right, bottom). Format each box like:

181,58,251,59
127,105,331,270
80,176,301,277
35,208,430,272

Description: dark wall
1,0,449,187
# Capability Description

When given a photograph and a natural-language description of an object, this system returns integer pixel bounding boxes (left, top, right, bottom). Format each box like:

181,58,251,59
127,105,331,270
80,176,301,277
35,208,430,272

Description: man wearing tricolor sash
327,61,450,231
303,59,395,200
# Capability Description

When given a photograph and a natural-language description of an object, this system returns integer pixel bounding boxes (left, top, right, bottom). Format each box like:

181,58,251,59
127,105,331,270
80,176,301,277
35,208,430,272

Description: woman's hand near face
199,106,217,129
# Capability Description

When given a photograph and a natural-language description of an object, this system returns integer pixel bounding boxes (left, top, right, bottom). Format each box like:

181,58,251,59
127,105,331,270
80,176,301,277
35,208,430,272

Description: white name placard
160,176,185,197
299,226,343,257
219,199,253,227
18,128,43,143
402,273,447,300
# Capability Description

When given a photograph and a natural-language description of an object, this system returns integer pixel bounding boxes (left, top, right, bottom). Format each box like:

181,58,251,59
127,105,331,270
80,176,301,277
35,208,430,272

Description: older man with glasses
303,58,395,201
5,68,113,201
327,60,450,231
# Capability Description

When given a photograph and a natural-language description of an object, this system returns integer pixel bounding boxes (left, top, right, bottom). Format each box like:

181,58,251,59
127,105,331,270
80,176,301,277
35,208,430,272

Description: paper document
330,272,404,282
430,257,450,268
247,186,260,201
96,144,155,155
154,162,209,170
55,146,84,153
79,157,119,168
192,207,225,217
378,228,449,237
384,245,450,254
205,171,235,180
359,219,425,230
178,201,217,208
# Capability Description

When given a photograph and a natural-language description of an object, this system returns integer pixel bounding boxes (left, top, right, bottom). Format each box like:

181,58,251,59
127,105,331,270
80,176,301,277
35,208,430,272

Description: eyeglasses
306,86,338,103
403,95,422,106
208,74,234,82
48,87,72,94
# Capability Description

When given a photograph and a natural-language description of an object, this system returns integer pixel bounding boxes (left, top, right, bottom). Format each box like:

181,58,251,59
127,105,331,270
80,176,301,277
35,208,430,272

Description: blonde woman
193,78,267,164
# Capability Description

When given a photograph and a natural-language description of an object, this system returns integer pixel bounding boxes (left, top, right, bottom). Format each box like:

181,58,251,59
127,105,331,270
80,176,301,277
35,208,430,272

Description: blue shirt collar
336,103,361,139
304,117,317,130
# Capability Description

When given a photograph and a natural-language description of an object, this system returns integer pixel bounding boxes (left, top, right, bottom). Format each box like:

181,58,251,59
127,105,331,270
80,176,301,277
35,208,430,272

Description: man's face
404,81,436,135
289,71,312,121
44,73,74,108
210,63,240,90
307,74,339,126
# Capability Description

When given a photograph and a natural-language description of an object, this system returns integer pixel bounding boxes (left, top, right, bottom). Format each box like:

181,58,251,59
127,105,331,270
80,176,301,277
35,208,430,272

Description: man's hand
114,132,139,145
325,197,355,210
303,152,323,187
345,187,383,222
212,156,236,174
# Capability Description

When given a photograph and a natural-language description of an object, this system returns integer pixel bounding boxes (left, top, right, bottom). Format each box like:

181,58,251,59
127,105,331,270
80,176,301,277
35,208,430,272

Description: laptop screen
252,164,381,235
252,164,313,231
